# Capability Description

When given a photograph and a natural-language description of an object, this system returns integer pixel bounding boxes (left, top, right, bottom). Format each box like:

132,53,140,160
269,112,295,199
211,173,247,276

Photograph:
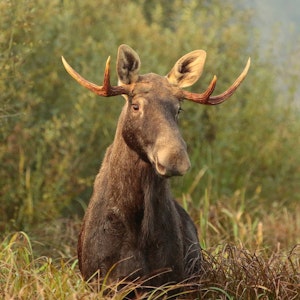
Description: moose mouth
148,147,191,178
147,154,170,177
153,157,190,178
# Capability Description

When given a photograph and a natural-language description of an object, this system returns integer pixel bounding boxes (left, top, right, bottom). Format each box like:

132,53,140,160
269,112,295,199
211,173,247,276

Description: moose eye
177,106,184,115
132,103,140,111
175,106,184,121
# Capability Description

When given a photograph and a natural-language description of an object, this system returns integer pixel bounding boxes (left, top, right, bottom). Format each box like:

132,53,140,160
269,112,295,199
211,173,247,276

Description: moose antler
182,58,251,105
61,56,133,97
62,54,250,105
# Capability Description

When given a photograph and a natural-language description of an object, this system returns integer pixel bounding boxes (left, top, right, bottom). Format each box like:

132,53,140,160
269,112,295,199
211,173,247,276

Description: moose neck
105,109,171,238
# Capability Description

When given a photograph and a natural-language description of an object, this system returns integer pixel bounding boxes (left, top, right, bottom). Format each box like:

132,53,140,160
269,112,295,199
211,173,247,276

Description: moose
62,45,250,287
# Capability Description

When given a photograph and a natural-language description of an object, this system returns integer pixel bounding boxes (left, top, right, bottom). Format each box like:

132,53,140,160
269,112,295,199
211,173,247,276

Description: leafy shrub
1,0,299,236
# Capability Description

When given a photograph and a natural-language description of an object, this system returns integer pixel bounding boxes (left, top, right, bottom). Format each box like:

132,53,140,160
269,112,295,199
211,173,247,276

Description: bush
1,0,299,238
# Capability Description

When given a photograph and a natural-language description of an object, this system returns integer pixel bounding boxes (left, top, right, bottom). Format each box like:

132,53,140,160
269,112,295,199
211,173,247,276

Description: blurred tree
0,0,299,232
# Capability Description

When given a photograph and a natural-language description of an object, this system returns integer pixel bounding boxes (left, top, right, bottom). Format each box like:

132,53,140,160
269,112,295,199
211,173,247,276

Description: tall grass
1,230,299,299
2,184,300,299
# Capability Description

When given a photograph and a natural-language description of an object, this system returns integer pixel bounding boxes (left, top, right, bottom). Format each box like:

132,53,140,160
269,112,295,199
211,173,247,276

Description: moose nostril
154,149,190,177
155,159,167,176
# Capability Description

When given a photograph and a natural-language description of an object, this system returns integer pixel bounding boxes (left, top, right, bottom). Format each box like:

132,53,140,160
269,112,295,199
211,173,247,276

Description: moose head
62,45,250,178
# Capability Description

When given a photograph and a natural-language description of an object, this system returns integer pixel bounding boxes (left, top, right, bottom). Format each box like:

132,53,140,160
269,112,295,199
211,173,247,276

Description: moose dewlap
62,45,250,286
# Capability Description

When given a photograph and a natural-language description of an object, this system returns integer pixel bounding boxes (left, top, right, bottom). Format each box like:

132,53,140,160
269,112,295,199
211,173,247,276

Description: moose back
62,45,250,286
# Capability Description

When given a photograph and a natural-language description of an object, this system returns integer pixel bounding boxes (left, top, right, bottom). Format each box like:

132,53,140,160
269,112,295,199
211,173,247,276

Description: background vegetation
1,0,299,298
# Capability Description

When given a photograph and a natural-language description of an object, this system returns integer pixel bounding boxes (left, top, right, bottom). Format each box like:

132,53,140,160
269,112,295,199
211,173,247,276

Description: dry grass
1,227,299,299
1,190,299,300
1,198,300,299
198,245,300,299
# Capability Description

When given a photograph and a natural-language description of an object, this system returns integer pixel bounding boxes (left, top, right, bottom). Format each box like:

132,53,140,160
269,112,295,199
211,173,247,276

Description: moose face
120,73,190,177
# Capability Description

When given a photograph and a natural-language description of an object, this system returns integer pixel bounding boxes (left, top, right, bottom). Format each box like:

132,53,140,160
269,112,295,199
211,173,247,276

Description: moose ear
166,50,207,88
117,44,141,84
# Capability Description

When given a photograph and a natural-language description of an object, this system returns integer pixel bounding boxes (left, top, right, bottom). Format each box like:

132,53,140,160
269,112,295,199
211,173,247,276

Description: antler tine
183,58,251,105
61,56,131,97
181,75,217,104
205,57,251,105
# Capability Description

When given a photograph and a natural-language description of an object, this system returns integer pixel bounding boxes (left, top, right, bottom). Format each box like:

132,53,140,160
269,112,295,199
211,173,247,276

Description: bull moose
62,45,250,287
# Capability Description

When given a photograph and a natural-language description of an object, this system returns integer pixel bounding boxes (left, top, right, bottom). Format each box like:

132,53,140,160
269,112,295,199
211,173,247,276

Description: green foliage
1,0,299,240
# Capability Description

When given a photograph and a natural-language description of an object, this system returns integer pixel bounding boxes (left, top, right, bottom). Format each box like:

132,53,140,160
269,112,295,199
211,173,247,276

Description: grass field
1,195,299,299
